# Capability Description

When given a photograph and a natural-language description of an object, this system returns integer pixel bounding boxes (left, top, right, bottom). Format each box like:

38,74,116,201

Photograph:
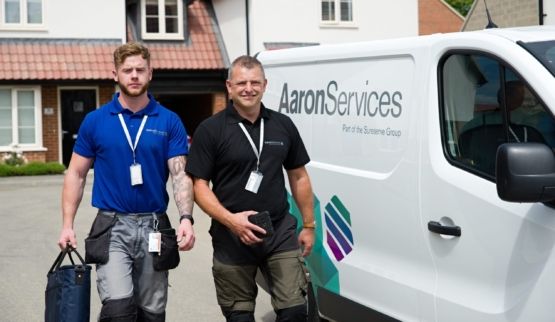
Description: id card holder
130,163,143,186
245,170,263,194
149,232,161,253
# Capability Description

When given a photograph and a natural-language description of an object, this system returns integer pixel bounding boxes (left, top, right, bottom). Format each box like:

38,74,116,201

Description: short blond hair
113,42,151,69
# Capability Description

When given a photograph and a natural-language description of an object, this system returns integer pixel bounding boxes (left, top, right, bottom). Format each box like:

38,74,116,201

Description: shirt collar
109,92,160,116
225,101,270,124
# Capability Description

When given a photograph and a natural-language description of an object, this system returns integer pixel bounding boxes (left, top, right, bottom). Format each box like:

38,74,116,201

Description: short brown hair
228,55,265,79
113,42,151,69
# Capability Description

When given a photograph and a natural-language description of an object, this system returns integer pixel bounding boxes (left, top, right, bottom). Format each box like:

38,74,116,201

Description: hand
230,210,266,246
58,228,77,250
298,228,315,257
177,219,195,251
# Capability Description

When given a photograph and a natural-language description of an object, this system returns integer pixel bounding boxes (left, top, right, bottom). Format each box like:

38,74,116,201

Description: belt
98,210,165,217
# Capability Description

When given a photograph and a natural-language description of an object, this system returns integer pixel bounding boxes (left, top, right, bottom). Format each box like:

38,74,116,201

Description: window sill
141,33,185,41
319,23,358,30
0,146,47,153
0,24,47,31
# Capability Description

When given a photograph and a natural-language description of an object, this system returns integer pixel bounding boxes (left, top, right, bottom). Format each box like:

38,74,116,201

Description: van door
422,50,555,321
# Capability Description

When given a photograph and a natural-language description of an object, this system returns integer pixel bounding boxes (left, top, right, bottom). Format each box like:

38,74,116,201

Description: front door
61,89,96,167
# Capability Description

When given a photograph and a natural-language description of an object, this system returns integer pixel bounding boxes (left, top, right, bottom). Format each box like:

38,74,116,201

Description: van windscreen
520,40,555,77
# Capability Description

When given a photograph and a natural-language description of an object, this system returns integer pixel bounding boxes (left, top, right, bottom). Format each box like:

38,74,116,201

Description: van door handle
428,221,461,237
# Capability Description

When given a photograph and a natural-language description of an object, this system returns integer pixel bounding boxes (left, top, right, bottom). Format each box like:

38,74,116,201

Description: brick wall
419,0,464,35
212,92,227,114
463,0,539,31
99,83,116,106
42,85,58,162
23,151,46,163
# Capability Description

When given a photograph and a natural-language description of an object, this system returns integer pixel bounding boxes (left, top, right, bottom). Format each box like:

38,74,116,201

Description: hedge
0,162,66,177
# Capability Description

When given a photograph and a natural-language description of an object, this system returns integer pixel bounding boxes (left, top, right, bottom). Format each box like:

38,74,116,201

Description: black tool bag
84,213,117,264
153,228,181,271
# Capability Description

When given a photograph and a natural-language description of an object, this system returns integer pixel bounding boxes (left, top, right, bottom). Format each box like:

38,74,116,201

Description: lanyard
238,118,264,171
118,113,148,164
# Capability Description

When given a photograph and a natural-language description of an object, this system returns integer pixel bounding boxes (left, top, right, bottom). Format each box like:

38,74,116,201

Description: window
440,53,555,179
0,87,42,149
142,0,183,40
321,0,353,24
1,0,43,28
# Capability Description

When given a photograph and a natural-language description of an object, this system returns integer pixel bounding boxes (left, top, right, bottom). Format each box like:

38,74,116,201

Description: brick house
419,0,464,35
0,0,464,167
0,0,228,167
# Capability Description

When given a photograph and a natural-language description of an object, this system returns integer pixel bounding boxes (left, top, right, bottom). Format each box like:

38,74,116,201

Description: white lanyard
118,113,148,164
238,118,264,171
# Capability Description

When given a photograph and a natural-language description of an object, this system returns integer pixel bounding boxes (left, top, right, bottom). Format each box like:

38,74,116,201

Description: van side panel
262,48,436,321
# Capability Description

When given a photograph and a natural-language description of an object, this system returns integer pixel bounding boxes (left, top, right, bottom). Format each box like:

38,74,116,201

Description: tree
445,0,475,17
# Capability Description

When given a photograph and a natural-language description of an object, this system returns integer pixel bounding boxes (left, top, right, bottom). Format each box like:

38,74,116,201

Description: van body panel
258,26,555,321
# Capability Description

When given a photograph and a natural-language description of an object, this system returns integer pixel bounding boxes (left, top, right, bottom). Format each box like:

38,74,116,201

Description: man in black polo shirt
186,55,315,322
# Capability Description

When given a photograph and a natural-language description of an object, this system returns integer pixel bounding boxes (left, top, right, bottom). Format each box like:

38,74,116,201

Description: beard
119,81,150,97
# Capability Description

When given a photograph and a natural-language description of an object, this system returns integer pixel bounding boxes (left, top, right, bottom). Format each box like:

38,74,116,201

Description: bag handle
48,245,87,275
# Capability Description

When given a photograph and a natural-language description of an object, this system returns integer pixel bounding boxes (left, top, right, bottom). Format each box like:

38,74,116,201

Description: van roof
258,26,555,65
479,25,555,43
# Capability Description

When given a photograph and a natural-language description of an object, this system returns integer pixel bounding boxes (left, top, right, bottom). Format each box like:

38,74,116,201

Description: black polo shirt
186,102,310,263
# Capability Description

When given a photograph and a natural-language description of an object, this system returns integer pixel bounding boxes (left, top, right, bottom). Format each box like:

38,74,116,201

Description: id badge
130,163,143,186
245,171,263,194
148,232,161,253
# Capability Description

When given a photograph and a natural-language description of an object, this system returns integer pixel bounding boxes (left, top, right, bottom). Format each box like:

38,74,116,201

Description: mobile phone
248,211,274,238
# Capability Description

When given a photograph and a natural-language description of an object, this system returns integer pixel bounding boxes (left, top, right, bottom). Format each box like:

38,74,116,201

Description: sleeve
185,121,216,181
72,112,96,158
167,112,189,159
283,116,310,170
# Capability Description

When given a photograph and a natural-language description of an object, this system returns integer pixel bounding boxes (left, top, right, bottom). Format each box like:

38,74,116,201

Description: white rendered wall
545,0,555,25
213,0,418,61
212,0,249,59
0,0,125,40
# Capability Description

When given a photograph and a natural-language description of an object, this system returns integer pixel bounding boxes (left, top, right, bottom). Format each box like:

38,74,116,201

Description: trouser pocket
85,213,117,264
152,228,180,271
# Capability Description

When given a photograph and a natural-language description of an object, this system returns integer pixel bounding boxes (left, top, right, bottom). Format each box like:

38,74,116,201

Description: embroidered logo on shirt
145,129,168,136
264,140,284,146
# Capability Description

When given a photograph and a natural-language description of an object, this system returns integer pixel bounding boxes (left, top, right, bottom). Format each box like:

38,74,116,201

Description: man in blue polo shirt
57,42,195,322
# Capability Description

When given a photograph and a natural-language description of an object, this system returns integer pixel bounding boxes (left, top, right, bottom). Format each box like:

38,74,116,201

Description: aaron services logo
288,192,352,294
324,195,353,261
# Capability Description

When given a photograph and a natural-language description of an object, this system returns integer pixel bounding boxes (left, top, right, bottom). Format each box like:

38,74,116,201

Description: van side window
440,53,555,179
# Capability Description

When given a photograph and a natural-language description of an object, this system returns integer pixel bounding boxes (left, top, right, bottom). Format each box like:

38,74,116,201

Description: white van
257,26,555,322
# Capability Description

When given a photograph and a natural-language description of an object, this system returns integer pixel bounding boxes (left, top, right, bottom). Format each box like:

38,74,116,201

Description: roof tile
0,0,225,80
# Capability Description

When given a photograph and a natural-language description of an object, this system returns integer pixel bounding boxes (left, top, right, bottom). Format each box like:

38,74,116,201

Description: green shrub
0,162,65,177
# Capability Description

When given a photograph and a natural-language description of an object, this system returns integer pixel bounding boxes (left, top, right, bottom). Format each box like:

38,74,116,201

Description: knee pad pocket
99,297,136,321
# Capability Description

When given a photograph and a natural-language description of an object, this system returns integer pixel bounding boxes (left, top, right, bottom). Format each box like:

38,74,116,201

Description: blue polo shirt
74,93,188,213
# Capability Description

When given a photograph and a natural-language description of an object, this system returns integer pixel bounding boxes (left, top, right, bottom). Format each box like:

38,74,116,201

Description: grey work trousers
96,213,169,317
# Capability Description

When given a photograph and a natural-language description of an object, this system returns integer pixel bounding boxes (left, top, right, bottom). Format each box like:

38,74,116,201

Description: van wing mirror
496,143,555,202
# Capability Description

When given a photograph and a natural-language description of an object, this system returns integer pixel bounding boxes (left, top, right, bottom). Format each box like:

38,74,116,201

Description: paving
0,174,275,322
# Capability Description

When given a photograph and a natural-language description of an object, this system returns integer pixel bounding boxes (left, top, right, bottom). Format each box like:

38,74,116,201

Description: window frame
0,86,43,152
438,49,553,181
0,0,45,30
140,0,184,40
320,0,355,27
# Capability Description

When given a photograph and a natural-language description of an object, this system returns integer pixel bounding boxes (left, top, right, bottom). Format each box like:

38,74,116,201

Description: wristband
179,214,194,225
303,221,316,229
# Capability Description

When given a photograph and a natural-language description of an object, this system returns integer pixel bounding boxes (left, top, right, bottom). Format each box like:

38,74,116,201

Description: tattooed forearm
169,156,194,216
